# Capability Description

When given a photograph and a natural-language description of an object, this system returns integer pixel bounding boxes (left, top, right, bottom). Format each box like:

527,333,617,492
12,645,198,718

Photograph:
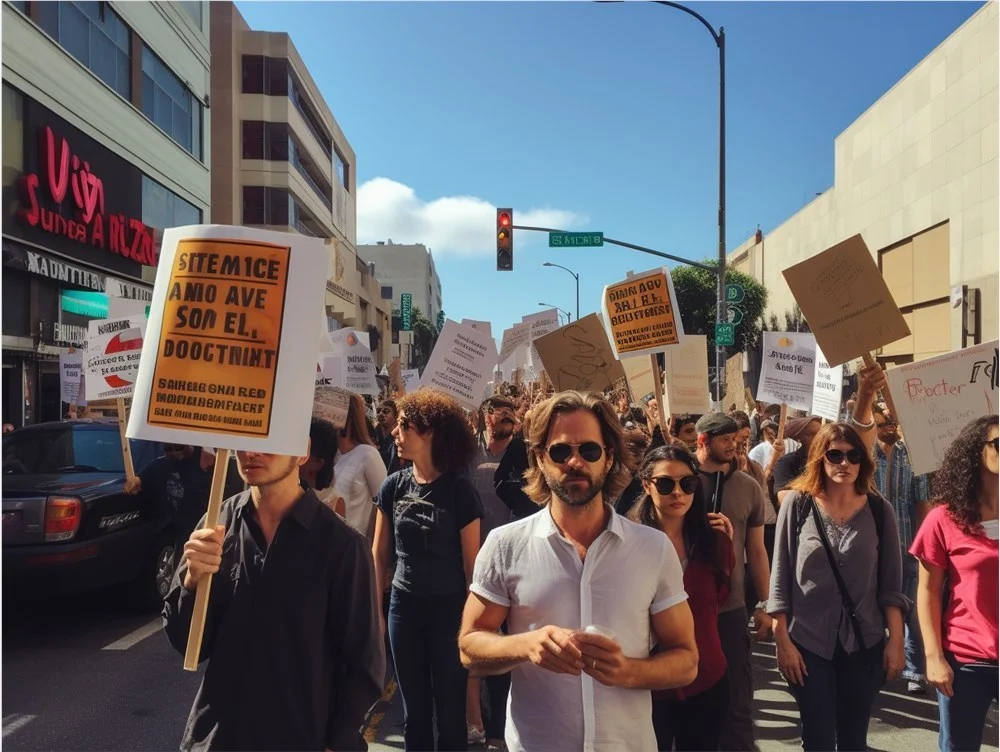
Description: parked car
2,419,172,610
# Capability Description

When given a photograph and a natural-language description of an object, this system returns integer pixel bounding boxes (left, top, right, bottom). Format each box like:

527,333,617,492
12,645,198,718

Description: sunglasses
824,448,865,465
649,475,700,496
546,442,605,464
378,408,395,415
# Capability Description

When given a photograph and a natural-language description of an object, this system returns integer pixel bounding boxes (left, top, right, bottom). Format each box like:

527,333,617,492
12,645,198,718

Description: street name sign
549,232,604,248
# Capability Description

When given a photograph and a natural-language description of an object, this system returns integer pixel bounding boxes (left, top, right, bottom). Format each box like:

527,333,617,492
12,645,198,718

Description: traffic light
496,208,513,271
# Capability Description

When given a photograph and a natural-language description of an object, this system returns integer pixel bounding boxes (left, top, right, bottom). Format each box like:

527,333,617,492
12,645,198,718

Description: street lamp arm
543,262,578,280
650,1,721,45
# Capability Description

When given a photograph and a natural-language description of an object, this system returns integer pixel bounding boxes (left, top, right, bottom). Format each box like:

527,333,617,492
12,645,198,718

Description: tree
670,262,768,355
409,306,439,371
762,304,810,333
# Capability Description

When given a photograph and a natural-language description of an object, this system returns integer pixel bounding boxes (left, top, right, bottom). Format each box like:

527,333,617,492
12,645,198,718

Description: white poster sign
886,341,999,475
108,296,150,320
85,316,146,401
329,329,379,396
59,351,84,404
420,319,499,410
812,346,843,422
663,335,711,415
402,369,421,392
314,356,351,429
461,319,493,338
757,332,818,412
521,310,559,370
126,225,328,457
498,323,531,371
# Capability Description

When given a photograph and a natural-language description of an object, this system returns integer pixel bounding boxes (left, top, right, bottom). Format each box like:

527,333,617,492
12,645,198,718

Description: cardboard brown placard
782,234,910,367
725,353,744,411
532,313,626,393
388,357,404,395
622,356,656,405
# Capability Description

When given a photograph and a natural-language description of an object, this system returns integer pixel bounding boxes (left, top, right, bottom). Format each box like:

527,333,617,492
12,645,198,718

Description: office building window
176,1,201,28
333,149,347,189
241,120,289,161
7,1,27,13
243,187,322,237
241,55,288,96
142,175,201,249
37,1,131,100
141,44,202,160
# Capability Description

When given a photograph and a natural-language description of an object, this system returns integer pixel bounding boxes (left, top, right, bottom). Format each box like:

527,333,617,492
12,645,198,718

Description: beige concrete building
209,1,391,359
730,2,998,366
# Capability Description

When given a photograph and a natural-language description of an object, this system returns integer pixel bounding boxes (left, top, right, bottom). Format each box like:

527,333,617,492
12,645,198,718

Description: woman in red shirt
911,415,999,752
629,445,735,751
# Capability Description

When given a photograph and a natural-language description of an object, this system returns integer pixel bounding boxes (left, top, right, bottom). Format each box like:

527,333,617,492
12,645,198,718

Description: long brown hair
522,390,634,506
342,393,376,447
396,388,478,474
789,422,875,497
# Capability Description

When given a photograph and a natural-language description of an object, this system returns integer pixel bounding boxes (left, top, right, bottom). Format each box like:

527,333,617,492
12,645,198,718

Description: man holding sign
163,445,386,751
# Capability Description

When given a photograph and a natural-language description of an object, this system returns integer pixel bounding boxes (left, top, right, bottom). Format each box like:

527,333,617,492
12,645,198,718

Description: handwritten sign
420,320,498,410
757,332,817,412
498,323,531,368
885,341,999,474
812,346,843,422
663,335,710,415
725,353,744,411
522,310,560,369
783,234,910,367
85,316,146,401
532,313,626,392
59,351,85,405
127,225,328,456
603,267,684,359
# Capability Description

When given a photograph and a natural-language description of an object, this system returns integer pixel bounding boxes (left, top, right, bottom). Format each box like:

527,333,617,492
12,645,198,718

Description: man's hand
884,635,905,681
123,476,142,495
182,525,225,592
707,512,734,540
575,631,632,688
857,361,888,403
524,626,584,675
752,609,773,641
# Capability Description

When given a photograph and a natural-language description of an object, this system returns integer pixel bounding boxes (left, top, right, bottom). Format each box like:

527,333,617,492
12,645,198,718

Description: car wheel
132,535,175,612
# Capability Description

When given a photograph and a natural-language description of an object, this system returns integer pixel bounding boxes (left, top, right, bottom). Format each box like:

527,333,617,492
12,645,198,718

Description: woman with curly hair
372,388,484,751
910,415,999,752
629,445,735,751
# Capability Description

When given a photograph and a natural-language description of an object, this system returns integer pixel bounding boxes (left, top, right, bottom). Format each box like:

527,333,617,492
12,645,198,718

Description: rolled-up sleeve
470,530,510,607
876,497,909,614
650,536,688,615
767,494,795,615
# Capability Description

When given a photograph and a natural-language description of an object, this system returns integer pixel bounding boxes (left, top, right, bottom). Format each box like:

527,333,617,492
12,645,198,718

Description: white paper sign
757,332,818,412
314,357,351,429
420,319,499,410
402,369,420,392
59,351,84,404
85,316,146,401
663,335,711,415
330,329,379,396
108,296,150,320
886,341,999,475
126,225,329,457
461,319,493,338
521,310,559,370
812,346,843,422
498,323,531,372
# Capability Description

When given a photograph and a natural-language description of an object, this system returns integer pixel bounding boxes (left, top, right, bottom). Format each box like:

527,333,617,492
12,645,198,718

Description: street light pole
542,262,580,321
538,303,570,325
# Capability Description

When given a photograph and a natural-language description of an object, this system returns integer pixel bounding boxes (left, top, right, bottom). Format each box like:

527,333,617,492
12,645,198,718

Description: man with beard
458,390,698,752
163,446,386,752
374,399,403,475
694,413,772,752
873,403,932,694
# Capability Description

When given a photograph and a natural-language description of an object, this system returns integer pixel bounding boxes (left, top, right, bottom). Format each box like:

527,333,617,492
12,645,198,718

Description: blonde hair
343,393,375,447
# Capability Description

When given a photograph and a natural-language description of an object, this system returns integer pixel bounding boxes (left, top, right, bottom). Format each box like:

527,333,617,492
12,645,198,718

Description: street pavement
3,594,996,752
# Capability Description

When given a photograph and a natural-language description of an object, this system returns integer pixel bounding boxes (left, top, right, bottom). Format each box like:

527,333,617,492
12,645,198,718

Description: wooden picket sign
650,355,670,440
116,398,136,484
776,403,789,443
861,352,899,420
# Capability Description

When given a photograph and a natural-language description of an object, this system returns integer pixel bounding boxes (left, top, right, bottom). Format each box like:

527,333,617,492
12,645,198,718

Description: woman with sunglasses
768,423,907,751
628,445,735,751
910,415,998,752
372,388,483,751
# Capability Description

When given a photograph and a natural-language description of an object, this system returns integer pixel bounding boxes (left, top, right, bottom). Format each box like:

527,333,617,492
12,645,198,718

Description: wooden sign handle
744,387,755,414
861,352,898,420
116,398,136,484
776,403,789,443
183,449,231,671
650,354,670,440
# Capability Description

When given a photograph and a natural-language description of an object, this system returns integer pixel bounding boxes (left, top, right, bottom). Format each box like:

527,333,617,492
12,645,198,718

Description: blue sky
236,0,982,336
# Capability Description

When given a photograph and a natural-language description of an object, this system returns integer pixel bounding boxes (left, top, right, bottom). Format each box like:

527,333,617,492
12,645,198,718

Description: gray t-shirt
471,442,512,543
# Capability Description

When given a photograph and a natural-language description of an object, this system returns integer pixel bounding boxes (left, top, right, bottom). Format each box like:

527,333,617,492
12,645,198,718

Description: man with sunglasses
694,412,772,752
459,391,698,752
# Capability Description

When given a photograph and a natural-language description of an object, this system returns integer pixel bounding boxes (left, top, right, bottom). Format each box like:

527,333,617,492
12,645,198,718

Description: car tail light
44,496,82,542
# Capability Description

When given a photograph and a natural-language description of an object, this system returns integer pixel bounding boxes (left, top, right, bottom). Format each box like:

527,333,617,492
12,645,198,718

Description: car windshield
2,427,126,474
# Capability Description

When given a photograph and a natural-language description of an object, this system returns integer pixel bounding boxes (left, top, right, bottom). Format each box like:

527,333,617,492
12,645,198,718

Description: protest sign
330,330,379,395
498,323,531,370
420,320,498,410
314,356,351,430
461,319,493,337
85,316,146,401
663,335,710,415
108,296,150,320
622,355,657,405
127,225,328,456
532,313,626,393
812,347,844,422
782,234,910,367
603,267,684,359
59,351,84,405
885,341,998,475
388,357,404,395
757,332,818,412
402,369,420,392
522,310,560,369
725,353,744,411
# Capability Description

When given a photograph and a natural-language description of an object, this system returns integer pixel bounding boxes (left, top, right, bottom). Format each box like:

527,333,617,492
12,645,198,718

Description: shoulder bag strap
810,503,870,652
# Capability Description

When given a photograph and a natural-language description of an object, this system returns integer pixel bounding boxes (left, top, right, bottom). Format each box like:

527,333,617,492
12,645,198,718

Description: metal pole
575,273,580,322
716,28,727,407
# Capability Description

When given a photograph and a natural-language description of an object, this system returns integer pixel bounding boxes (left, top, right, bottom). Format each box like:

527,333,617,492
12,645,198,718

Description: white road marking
3,714,37,738
100,618,163,651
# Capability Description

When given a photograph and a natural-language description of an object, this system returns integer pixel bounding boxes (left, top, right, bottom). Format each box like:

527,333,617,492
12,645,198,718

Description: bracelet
851,415,876,430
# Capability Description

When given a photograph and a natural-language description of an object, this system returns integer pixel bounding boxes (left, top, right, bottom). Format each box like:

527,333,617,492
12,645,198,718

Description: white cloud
356,177,586,257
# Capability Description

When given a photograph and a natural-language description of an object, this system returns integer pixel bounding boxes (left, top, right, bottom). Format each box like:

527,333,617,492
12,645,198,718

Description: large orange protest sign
602,267,684,359
145,238,290,437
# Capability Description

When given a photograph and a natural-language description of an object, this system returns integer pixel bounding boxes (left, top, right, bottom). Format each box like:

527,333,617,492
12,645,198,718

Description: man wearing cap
772,417,824,506
694,413,772,752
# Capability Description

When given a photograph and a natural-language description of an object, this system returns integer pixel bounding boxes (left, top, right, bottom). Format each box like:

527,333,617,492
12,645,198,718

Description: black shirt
375,467,483,596
772,447,808,493
162,489,385,751
140,452,244,536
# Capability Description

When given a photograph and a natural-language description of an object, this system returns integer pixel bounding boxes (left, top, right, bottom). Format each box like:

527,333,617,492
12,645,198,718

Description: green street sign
400,293,412,331
725,284,745,304
715,322,736,347
727,306,744,326
436,310,445,333
549,232,604,248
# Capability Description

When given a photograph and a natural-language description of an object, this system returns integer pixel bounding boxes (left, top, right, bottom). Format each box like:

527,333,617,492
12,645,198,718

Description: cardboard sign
59,351,84,405
603,267,684,359
532,313,626,393
622,355,657,405
461,319,493,337
663,335,710,415
419,319,498,410
812,347,844,422
127,225,328,456
85,316,146,401
522,310,560,368
757,332,818,412
782,234,910,367
388,358,404,395
314,357,351,430
885,341,998,475
724,354,744,411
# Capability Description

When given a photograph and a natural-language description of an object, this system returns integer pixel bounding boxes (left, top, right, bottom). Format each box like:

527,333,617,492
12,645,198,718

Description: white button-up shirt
471,506,687,752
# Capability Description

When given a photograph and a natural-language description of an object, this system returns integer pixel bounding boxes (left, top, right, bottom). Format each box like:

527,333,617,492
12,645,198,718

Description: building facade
729,2,998,367
209,1,390,360
2,0,211,427
357,240,444,328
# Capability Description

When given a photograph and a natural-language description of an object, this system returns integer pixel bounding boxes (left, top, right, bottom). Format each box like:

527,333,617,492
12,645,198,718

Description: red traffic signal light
496,208,513,271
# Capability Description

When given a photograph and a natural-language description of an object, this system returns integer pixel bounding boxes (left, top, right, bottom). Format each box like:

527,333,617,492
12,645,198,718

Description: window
2,425,129,474
241,55,287,96
242,55,264,94
242,186,323,236
287,70,332,157
2,272,30,337
242,121,329,207
37,2,131,100
141,43,203,160
175,0,202,29
7,1,27,13
141,175,202,251
333,148,349,190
